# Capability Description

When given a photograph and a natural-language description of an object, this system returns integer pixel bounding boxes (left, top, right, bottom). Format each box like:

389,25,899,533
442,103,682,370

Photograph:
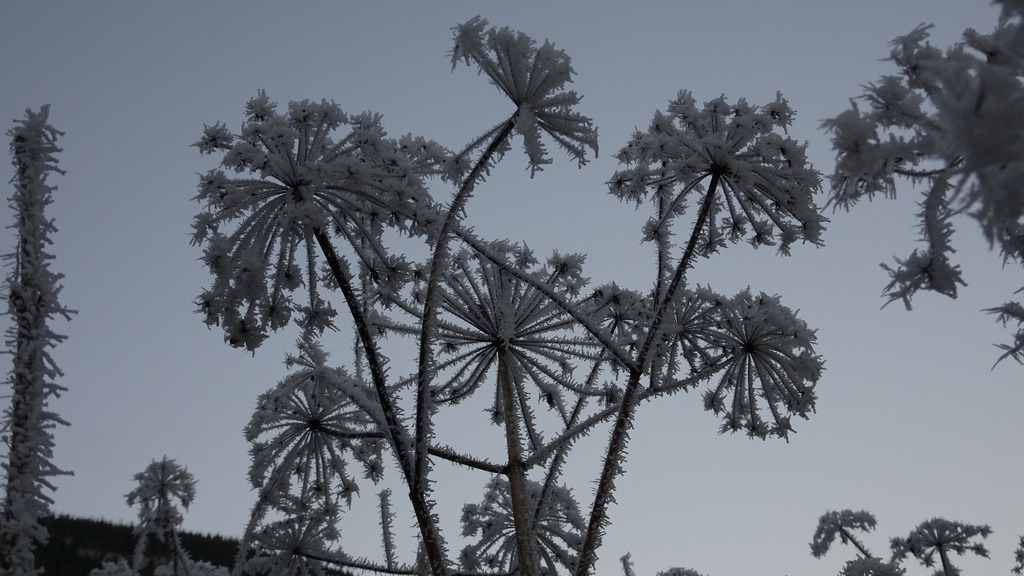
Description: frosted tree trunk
0,105,73,576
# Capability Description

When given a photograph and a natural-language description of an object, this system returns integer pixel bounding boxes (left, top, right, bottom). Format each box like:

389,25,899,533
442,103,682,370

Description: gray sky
2,2,1022,575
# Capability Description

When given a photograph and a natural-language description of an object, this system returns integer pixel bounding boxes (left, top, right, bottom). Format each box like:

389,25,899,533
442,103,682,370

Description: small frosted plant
193,16,825,576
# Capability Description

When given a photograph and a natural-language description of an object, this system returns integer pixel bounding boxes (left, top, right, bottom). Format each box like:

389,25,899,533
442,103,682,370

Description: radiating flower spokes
811,509,879,559
192,92,448,350
697,289,821,440
245,508,340,576
610,91,825,258
430,245,602,433
245,338,385,511
126,457,197,538
125,458,197,572
450,16,598,176
649,286,729,390
460,477,585,575
890,518,992,576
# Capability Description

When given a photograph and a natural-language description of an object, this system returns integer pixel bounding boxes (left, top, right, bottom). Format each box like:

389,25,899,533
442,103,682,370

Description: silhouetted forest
38,515,238,576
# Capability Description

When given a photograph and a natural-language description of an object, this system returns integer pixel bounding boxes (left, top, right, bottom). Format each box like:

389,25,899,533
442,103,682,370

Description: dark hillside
38,515,238,576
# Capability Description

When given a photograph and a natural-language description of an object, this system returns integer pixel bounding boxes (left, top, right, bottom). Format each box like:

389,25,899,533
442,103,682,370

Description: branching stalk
314,229,450,576
498,347,540,575
415,118,518,496
575,173,721,576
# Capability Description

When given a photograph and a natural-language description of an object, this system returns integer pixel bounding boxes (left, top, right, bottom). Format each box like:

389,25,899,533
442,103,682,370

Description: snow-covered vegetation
3,3,1023,576
1,105,74,575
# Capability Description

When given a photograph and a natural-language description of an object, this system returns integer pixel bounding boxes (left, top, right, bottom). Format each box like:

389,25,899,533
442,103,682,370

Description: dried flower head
193,92,447,350
459,477,585,574
245,338,384,509
611,91,825,256
451,17,598,176
700,289,821,439
431,245,601,433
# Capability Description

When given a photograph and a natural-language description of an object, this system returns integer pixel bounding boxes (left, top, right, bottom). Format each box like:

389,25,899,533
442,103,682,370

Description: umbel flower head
610,91,825,257
450,16,598,176
126,457,196,539
192,92,448,351
810,509,879,558
245,338,384,510
890,518,992,576
245,509,339,576
459,477,585,575
699,289,821,439
430,244,601,431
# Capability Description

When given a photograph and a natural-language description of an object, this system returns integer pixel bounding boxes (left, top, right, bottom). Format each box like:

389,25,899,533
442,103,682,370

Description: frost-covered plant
192,93,448,351
838,557,906,576
811,510,879,560
243,511,341,576
576,88,824,576
811,511,998,576
823,0,1024,363
889,518,991,576
459,477,585,575
90,560,138,576
233,337,385,575
0,105,73,576
126,457,199,576
155,561,228,576
193,17,824,576
449,16,599,177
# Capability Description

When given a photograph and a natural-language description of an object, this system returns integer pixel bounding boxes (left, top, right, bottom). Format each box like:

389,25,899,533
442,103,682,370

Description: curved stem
314,229,450,576
414,117,516,491
230,482,276,576
575,173,721,576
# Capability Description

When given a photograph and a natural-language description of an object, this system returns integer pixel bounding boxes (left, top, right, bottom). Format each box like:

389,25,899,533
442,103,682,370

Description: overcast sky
2,2,1022,575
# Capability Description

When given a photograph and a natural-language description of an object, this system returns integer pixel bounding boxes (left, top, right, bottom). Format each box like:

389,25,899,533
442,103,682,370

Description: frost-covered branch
825,3,1024,362
1,105,73,576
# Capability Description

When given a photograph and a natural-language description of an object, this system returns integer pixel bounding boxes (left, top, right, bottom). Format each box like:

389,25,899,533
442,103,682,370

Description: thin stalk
379,489,397,570
428,446,505,474
498,347,539,576
575,173,721,576
415,118,518,496
938,545,955,576
531,360,601,530
230,482,275,576
314,229,449,576
838,526,873,559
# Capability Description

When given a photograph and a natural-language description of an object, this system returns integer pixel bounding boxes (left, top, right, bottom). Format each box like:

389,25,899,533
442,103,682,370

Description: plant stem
938,545,955,576
314,229,450,576
838,526,873,559
415,118,517,494
498,347,539,576
575,173,721,576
